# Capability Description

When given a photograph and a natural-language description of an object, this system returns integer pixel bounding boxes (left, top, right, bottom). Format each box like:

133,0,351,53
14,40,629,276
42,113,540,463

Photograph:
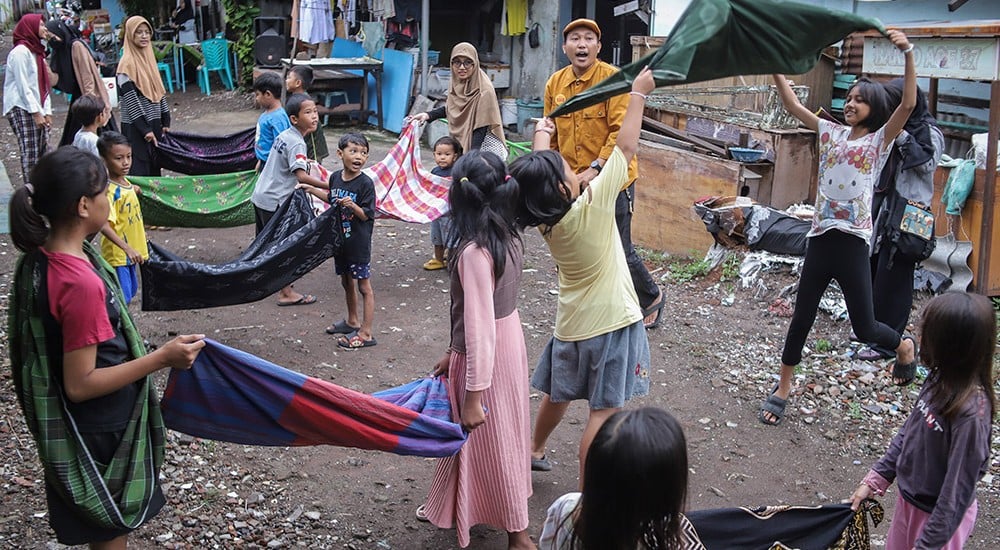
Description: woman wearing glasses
409,43,506,155
116,16,170,176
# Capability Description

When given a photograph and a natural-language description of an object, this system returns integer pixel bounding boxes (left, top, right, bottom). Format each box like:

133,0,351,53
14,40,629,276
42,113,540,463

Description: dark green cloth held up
8,241,166,531
549,0,884,117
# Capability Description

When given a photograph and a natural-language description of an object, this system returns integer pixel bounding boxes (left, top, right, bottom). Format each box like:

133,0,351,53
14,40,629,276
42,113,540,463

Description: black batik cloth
140,190,342,311
155,127,257,175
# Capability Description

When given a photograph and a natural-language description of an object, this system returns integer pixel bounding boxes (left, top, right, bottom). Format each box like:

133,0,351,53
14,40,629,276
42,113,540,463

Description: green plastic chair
197,38,235,95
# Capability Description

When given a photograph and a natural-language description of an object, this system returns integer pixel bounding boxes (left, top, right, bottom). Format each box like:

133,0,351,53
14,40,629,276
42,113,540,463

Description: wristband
901,44,914,54
629,91,648,100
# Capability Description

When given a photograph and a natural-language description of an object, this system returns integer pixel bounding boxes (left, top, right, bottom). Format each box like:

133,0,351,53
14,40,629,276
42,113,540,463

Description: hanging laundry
503,0,527,36
299,0,336,43
370,0,395,20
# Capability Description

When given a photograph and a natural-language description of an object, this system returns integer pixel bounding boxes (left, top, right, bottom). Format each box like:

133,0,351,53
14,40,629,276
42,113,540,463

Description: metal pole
420,0,429,95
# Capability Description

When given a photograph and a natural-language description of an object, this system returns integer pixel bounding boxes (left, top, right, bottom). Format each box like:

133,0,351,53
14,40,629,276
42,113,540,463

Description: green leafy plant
720,253,741,282
814,338,833,353
667,255,712,283
848,401,863,420
637,246,668,265
221,0,260,88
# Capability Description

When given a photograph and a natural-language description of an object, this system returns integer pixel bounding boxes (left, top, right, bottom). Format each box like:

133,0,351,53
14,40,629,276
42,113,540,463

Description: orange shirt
544,61,637,183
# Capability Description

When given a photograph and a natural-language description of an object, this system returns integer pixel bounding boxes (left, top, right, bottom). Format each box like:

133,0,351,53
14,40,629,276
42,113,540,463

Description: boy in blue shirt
253,72,290,171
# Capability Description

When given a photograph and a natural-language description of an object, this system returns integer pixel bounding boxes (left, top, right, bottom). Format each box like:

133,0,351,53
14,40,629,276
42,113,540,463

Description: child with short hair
539,407,689,549
251,93,327,306
8,146,205,548
298,133,376,347
96,131,147,304
253,71,290,171
70,93,109,157
423,135,463,271
849,292,995,550
286,65,329,164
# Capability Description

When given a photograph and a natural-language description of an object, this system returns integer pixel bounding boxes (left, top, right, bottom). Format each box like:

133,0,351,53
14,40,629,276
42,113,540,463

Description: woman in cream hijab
116,16,170,176
410,43,505,154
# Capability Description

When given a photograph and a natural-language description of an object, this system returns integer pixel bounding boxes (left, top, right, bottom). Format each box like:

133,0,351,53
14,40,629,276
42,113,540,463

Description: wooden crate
644,109,817,209
633,140,747,255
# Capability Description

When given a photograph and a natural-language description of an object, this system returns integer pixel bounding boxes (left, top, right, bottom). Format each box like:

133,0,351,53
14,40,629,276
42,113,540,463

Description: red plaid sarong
363,122,451,224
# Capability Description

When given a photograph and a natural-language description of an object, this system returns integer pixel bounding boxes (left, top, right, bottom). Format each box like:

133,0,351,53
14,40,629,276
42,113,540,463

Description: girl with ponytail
8,147,204,547
418,150,534,549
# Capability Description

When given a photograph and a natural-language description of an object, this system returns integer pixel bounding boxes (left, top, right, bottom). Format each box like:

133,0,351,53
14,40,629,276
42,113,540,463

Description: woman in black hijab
859,79,943,365
46,19,116,145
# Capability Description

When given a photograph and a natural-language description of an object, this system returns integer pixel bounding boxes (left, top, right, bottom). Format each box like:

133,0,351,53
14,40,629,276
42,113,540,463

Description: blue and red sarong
160,340,467,457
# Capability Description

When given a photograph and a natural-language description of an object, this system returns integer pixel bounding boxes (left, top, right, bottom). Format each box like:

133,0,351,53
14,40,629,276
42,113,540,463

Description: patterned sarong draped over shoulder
7,241,165,530
160,340,467,457
127,170,257,228
155,127,256,175
139,190,343,311
363,121,452,224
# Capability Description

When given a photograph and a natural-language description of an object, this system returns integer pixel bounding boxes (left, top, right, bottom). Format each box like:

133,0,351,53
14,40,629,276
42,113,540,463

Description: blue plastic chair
198,38,235,95
157,61,174,94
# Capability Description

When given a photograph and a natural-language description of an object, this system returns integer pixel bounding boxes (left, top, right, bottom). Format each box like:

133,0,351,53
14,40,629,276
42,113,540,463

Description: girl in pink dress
419,149,533,549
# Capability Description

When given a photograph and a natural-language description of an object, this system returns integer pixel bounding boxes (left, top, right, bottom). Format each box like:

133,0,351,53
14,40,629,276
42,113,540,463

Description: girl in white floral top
760,29,919,426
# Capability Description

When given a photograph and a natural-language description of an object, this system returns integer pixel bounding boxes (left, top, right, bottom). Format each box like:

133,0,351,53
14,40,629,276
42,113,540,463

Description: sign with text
862,36,1000,81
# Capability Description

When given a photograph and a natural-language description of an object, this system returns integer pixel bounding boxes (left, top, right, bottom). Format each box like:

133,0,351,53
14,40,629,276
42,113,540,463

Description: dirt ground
0,53,998,549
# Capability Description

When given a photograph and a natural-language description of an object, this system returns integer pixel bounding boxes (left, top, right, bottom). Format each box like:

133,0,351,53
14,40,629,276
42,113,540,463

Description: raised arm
881,30,916,145
616,67,655,161
772,74,818,131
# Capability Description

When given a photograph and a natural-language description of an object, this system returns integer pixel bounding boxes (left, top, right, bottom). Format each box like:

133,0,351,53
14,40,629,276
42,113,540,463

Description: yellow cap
562,18,601,40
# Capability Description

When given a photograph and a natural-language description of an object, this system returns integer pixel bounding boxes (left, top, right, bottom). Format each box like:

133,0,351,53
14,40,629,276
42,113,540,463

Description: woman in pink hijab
3,13,54,185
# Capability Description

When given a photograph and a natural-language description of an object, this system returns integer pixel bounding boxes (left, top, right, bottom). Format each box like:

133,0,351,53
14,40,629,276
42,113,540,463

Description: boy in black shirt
298,133,377,348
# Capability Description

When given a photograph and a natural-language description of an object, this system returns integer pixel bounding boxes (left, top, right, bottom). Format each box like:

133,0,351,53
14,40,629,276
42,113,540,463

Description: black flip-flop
890,336,918,386
277,294,317,306
326,319,359,335
758,384,788,426
643,291,666,330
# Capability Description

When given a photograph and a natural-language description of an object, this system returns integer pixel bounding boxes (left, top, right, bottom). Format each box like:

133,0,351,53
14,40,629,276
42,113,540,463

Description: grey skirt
532,321,650,409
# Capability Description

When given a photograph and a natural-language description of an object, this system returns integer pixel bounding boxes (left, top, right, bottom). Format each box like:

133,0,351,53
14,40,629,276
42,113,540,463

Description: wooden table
282,57,384,132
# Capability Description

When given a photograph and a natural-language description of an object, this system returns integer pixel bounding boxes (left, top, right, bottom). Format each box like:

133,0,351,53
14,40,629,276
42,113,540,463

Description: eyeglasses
451,59,475,69
135,29,152,37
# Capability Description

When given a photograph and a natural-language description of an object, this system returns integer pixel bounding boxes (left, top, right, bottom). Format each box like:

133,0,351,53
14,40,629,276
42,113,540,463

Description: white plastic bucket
500,98,517,127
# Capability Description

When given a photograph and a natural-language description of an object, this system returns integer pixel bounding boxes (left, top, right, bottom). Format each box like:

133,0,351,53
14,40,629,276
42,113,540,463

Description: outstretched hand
632,66,655,97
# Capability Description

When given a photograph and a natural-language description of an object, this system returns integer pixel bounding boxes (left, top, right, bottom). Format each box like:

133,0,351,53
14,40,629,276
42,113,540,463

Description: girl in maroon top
849,292,995,549
9,147,205,547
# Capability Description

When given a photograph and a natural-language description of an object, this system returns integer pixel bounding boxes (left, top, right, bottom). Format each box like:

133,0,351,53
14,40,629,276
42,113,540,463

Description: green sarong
8,241,165,530
127,170,257,228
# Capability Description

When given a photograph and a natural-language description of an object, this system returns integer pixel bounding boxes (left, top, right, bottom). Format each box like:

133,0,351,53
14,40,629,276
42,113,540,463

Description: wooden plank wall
932,168,1000,295
633,140,741,255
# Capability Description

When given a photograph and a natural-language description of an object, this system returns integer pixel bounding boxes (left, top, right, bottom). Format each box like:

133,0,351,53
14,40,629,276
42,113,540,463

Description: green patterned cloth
8,241,165,530
127,170,257,228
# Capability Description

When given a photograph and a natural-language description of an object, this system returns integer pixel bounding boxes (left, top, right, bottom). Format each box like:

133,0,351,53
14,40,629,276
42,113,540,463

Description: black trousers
616,183,660,310
782,230,901,366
